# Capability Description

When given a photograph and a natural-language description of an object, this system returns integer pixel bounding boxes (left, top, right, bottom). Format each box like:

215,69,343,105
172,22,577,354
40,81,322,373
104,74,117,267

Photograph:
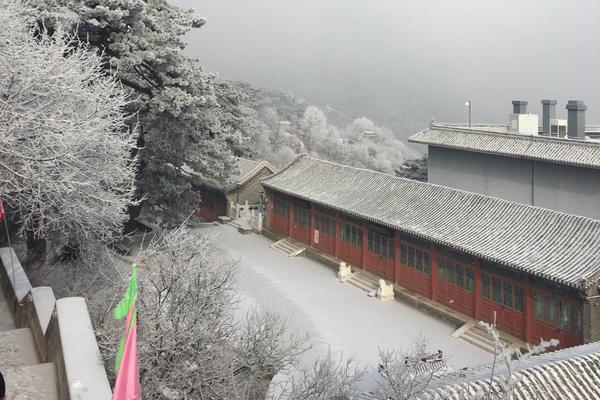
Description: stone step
463,329,497,350
352,272,380,286
347,273,379,294
461,331,498,354
270,239,306,257
460,324,517,354
0,328,41,368
347,277,376,293
0,296,16,331
3,362,59,400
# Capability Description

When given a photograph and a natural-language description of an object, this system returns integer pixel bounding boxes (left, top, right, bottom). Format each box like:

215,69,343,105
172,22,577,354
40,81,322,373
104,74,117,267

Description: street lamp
465,101,472,128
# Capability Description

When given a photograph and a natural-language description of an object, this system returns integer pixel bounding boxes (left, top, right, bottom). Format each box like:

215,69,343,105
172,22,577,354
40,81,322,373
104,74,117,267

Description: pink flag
112,307,141,400
0,198,4,222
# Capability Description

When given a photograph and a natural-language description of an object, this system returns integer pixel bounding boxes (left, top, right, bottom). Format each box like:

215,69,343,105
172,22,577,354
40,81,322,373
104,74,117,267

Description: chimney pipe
541,99,557,136
566,100,586,139
512,100,528,114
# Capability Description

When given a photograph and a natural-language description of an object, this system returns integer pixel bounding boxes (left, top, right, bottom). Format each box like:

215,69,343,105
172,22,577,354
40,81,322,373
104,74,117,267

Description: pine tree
33,0,248,223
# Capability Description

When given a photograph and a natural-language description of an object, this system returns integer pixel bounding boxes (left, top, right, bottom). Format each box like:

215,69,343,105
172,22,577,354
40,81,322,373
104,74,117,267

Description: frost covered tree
87,226,309,399
270,352,364,400
33,0,246,223
0,1,138,267
396,156,428,182
299,106,329,152
375,336,446,400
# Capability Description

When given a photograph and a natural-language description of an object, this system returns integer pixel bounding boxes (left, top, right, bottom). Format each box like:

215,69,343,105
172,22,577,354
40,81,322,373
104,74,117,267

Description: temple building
261,154,600,349
193,158,276,221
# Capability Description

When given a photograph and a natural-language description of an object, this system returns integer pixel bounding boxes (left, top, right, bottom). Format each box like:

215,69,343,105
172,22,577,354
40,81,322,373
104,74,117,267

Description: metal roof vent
509,100,538,135
566,100,586,139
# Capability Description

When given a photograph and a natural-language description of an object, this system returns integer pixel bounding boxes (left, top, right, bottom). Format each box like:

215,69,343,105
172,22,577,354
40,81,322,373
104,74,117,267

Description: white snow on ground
194,224,492,389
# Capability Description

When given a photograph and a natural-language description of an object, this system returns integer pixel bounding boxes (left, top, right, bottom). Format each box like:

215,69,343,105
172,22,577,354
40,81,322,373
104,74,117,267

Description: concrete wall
533,162,600,220
0,247,112,400
428,147,533,204
428,146,600,219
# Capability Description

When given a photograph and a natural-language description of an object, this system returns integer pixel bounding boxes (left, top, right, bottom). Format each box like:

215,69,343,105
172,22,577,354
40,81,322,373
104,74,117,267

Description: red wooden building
192,158,276,221
262,155,600,350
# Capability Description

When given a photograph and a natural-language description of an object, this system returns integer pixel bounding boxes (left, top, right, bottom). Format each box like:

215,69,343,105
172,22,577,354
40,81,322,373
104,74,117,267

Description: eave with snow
192,157,277,221
261,154,600,350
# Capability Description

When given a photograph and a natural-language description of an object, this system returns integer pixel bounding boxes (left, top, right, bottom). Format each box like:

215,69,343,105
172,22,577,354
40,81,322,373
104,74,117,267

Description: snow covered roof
191,158,277,192
261,155,600,290
409,124,600,169
420,341,600,399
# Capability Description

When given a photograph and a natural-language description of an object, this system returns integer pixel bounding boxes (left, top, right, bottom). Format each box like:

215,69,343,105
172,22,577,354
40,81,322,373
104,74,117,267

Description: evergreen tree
33,0,248,223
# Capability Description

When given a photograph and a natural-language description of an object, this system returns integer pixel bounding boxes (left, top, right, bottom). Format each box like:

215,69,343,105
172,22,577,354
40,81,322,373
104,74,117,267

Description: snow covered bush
0,0,138,267
376,336,446,400
270,351,365,400
88,226,309,399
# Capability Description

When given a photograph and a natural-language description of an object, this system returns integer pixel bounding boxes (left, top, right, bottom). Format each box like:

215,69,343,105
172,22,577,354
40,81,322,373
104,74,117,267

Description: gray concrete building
410,100,600,220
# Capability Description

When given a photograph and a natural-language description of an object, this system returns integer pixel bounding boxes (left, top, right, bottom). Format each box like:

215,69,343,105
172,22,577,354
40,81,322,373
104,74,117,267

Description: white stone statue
377,279,394,300
338,262,352,281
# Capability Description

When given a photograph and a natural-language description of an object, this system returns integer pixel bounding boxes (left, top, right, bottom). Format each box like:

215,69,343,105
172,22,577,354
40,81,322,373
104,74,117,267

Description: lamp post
465,100,472,128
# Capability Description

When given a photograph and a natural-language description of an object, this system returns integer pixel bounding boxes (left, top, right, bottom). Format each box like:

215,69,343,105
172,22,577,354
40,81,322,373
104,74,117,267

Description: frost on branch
0,0,138,265
269,351,365,400
32,0,246,223
90,226,309,399
376,335,447,400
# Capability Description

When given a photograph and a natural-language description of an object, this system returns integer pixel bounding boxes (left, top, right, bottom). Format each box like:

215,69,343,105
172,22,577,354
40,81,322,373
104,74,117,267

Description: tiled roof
262,155,600,289
191,158,277,192
420,341,600,399
409,124,600,169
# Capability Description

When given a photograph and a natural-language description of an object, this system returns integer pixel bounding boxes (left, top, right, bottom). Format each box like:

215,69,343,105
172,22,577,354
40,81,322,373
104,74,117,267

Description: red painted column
310,205,316,247
474,260,482,320
334,212,340,258
525,276,534,344
361,223,368,270
287,201,293,237
266,191,273,231
393,231,400,284
430,245,438,301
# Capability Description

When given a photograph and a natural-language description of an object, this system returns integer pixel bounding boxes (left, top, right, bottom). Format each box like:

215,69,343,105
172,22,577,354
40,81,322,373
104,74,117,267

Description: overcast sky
171,0,600,137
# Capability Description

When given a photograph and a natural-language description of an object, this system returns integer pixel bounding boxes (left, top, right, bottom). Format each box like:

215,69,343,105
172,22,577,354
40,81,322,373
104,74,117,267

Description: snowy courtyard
194,224,491,388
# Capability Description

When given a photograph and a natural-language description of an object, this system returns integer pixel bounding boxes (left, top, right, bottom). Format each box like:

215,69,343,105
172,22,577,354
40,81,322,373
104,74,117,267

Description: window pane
456,264,464,288
534,292,544,319
547,297,557,326
465,269,474,292
492,277,501,303
447,262,456,285
424,253,431,275
401,244,407,265
368,232,373,251
388,240,395,260
515,286,524,312
438,258,445,281
559,303,570,330
503,281,513,308
482,273,490,298
575,307,583,335
416,250,423,272
408,247,415,267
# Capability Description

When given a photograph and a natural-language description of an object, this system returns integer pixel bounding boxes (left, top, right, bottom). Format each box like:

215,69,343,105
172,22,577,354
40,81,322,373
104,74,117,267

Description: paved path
195,224,492,388
0,293,58,399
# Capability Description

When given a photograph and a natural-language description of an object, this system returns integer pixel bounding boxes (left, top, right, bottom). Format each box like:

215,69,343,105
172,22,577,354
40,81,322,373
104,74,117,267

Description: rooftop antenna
465,100,472,128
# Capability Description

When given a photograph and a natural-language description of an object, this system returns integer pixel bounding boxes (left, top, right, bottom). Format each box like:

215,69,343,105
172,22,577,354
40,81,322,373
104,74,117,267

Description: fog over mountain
171,0,600,140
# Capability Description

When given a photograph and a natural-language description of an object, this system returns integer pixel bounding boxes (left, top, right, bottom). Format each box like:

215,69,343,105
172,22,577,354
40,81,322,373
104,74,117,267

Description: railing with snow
229,201,263,220
0,247,112,400
249,210,264,232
